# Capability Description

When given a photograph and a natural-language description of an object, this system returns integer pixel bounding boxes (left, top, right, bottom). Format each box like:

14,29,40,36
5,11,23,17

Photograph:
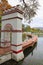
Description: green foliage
0,16,2,27
0,16,2,19
25,26,31,32
22,24,25,31
22,24,31,32
22,33,26,41
22,25,43,33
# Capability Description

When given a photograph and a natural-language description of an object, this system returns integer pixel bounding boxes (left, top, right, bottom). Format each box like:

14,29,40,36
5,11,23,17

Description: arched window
3,24,13,47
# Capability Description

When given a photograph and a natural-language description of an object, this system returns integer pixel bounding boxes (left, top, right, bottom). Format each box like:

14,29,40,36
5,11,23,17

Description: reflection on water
1,37,43,65
22,37,43,65
24,42,37,57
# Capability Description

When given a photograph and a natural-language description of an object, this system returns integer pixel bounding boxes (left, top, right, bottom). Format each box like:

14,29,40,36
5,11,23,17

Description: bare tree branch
20,0,39,23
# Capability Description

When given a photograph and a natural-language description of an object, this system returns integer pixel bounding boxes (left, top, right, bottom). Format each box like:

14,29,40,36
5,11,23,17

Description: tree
0,0,12,11
24,26,31,32
20,0,39,23
22,24,25,31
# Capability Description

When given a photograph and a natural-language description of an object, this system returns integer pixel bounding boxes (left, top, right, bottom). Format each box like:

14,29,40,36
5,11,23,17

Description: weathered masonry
0,7,24,64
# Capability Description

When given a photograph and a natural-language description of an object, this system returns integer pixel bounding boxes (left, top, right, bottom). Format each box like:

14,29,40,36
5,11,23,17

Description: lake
22,37,43,65
1,37,43,65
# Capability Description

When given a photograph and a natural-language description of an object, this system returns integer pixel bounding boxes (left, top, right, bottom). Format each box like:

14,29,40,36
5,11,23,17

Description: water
23,37,43,65
1,37,43,65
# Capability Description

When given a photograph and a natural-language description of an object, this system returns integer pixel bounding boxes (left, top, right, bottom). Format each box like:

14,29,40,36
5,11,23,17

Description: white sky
8,0,20,6
30,0,43,28
0,0,43,28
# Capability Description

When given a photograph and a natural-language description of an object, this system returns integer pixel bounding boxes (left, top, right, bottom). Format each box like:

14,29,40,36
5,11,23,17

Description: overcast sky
8,0,43,28
0,0,43,28
30,0,43,28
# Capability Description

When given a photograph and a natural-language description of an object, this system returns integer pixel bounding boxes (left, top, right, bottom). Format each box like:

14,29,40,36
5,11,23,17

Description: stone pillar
1,8,24,61
11,18,24,61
